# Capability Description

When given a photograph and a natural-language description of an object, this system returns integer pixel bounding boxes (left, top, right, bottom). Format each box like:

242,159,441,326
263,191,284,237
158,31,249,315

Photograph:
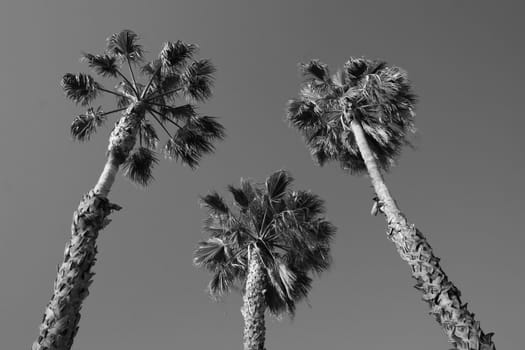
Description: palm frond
122,147,158,186
208,267,237,298
61,73,100,105
70,106,105,141
266,170,293,202
200,192,229,216
227,185,250,210
188,116,226,140
156,104,196,121
287,190,325,219
106,29,143,62
163,125,217,168
81,53,119,77
193,237,229,269
344,57,368,82
182,59,215,101
299,60,330,82
160,40,198,70
141,121,159,149
286,99,324,130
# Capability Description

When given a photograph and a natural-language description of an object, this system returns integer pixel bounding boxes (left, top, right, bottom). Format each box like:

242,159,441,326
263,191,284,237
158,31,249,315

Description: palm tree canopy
194,170,335,316
61,29,225,185
286,57,417,173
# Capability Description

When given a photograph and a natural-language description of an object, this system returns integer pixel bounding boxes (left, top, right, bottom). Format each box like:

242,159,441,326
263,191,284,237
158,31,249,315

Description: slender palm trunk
350,118,495,350
33,105,143,350
241,249,267,350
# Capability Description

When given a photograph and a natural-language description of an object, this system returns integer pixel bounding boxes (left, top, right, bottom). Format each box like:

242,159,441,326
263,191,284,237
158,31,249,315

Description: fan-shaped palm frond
70,106,105,141
182,59,215,101
287,57,417,173
194,237,229,267
195,171,335,317
164,130,211,169
122,147,158,186
81,53,118,77
266,170,293,202
160,40,198,71
62,73,100,106
162,114,225,168
106,29,143,62
188,115,226,139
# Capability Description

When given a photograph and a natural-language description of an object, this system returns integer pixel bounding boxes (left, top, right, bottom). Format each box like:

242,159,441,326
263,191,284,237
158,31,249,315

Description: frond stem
143,87,182,102
141,65,163,99
97,87,127,99
144,102,185,127
100,107,127,117
126,58,139,96
115,69,138,97
148,111,173,139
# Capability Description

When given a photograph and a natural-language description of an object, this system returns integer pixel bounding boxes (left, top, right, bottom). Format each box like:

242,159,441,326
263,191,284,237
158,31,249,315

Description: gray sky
0,1,523,349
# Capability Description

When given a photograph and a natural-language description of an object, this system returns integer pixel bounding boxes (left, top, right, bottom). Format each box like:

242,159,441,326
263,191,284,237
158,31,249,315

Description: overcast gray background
0,1,523,349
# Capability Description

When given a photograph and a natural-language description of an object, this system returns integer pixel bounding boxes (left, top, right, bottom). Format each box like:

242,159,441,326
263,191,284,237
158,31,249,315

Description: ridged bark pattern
350,119,495,350
32,191,121,350
34,105,144,350
241,251,267,350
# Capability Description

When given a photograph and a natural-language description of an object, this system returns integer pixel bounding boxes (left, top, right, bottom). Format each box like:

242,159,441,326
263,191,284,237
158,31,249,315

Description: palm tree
286,58,495,350
194,170,335,350
33,30,225,350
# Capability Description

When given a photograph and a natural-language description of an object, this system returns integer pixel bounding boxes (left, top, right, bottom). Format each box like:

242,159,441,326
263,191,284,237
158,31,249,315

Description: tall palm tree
286,58,495,350
33,30,225,350
194,170,335,350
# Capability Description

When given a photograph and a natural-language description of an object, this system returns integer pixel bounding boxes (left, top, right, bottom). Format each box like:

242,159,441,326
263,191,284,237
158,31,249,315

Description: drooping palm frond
188,115,226,139
154,103,196,122
182,59,216,101
164,128,213,169
287,57,417,173
70,106,105,141
122,147,158,186
195,171,335,317
162,114,224,168
81,53,118,77
62,73,100,106
160,40,198,71
208,265,239,298
140,121,159,150
106,29,143,63
201,192,229,216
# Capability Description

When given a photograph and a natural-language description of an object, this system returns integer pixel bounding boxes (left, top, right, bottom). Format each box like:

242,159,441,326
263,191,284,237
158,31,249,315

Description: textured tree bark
241,249,267,350
350,118,495,350
33,105,143,350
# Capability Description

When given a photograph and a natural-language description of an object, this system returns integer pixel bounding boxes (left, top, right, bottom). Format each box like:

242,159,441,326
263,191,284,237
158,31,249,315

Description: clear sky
0,1,523,349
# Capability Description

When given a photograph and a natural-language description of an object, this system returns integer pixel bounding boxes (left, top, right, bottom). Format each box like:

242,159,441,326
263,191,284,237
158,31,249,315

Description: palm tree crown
194,170,335,316
62,29,225,185
286,58,417,173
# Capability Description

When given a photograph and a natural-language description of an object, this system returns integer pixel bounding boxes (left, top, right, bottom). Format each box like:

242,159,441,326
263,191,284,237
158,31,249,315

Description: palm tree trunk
33,106,143,350
350,118,495,350
241,249,267,350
